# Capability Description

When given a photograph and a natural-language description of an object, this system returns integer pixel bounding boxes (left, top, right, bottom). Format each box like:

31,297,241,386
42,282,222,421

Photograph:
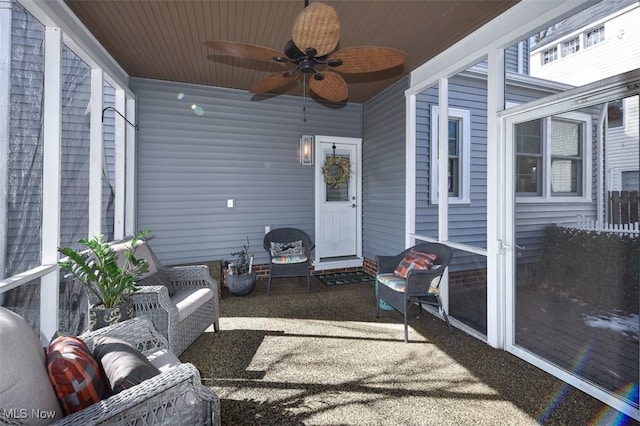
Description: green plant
58,230,150,308
230,236,253,275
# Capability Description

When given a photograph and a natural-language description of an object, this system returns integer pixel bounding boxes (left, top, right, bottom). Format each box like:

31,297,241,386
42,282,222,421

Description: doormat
316,271,375,286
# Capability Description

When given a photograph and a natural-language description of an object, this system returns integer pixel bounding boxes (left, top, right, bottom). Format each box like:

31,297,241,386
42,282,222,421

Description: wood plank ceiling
64,0,519,103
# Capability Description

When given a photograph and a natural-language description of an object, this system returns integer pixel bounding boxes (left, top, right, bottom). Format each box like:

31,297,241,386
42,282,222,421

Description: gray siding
415,73,599,268
7,2,44,276
132,78,362,265
362,76,409,259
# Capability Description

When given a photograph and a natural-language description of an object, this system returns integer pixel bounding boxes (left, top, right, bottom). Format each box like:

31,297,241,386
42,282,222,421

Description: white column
0,0,12,288
486,48,506,349
124,96,136,236
41,26,63,341
404,93,417,248
113,89,126,240
89,69,103,237
437,78,449,309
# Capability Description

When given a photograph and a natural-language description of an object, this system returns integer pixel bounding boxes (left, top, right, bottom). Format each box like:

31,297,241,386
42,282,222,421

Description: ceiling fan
203,2,406,103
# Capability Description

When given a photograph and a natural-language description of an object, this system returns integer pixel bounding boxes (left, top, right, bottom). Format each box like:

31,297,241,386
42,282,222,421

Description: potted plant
227,236,256,296
58,230,150,330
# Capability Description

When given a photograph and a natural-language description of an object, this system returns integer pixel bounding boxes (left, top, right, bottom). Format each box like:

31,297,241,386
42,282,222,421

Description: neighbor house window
515,113,591,200
550,119,582,195
562,37,580,57
542,47,558,65
621,170,639,191
607,99,624,129
585,26,605,48
430,107,471,204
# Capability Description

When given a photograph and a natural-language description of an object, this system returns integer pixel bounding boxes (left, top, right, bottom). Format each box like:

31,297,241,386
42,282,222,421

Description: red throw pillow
394,249,437,279
46,336,112,415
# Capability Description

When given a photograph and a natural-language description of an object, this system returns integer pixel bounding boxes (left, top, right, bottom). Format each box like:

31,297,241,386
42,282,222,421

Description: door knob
351,203,357,208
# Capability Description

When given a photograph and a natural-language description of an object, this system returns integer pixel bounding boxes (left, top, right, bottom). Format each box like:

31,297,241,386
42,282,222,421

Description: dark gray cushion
93,336,161,394
137,269,177,297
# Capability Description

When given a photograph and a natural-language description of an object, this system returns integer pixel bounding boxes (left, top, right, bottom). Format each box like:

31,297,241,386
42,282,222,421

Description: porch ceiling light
300,135,314,165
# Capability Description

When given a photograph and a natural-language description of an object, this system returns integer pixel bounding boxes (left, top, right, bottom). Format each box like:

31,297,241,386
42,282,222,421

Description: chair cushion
0,307,63,422
394,249,437,278
93,336,161,394
172,287,214,321
46,336,112,415
112,239,177,296
146,348,182,373
271,254,308,264
377,273,407,292
270,240,304,256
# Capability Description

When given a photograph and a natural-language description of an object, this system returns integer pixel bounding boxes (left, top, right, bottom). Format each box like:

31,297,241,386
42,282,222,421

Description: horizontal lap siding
7,5,44,276
362,76,409,259
132,78,362,265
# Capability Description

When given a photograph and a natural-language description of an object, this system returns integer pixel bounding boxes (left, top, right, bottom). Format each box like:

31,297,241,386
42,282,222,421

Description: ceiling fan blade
309,71,348,103
204,40,286,64
250,71,299,94
329,47,407,74
292,2,340,57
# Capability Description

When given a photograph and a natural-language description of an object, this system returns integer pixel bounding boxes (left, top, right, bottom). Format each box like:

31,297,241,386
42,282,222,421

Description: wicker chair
263,228,315,295
112,240,220,356
52,316,221,425
375,242,454,342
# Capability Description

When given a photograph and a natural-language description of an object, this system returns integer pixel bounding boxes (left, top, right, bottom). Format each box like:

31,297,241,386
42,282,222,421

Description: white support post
113,89,126,240
124,96,136,236
405,93,417,248
437,78,450,309
486,48,506,349
89,69,103,238
0,0,12,289
40,26,63,342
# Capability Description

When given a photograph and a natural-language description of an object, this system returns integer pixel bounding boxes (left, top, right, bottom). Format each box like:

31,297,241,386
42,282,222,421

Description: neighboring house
530,0,640,221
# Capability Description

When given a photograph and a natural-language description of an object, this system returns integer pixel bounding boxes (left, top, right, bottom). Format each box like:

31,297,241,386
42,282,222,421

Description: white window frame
561,36,580,57
430,106,471,204
607,98,625,130
516,111,592,203
584,25,605,48
542,46,558,65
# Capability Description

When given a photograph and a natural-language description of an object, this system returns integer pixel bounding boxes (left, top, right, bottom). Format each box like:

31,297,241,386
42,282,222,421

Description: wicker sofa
111,239,220,356
0,308,220,425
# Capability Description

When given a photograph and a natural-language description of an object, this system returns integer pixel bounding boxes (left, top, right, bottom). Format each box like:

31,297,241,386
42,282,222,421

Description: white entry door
314,136,361,266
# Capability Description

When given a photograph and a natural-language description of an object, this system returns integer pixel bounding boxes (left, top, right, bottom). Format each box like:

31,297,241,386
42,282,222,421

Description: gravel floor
181,277,638,425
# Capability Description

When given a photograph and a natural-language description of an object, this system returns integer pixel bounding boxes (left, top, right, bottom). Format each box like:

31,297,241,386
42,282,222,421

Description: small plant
58,230,150,308
229,236,253,275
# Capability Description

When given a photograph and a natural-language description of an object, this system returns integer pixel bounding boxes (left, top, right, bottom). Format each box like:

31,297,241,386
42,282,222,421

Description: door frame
313,135,363,271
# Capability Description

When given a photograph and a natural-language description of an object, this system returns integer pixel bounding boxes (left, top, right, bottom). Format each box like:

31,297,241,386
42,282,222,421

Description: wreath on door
322,156,352,187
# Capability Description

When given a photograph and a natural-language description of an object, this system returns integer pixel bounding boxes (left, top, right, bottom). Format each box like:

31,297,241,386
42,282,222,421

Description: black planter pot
89,298,134,330
227,272,257,296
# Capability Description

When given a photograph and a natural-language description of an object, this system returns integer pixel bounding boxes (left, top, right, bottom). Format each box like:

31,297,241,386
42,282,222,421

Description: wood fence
608,190,639,225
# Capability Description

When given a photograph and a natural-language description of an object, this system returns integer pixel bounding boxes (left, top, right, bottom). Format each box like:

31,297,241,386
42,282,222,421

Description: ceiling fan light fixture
203,2,406,103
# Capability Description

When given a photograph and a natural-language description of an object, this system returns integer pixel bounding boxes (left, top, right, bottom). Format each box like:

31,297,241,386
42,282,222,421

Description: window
562,37,580,57
542,47,558,65
550,119,582,194
430,107,470,203
621,171,639,191
515,113,591,200
515,120,542,195
607,99,624,129
584,26,605,48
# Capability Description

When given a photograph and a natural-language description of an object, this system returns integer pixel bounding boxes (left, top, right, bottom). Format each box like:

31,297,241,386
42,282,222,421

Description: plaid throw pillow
46,336,111,415
393,249,437,279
